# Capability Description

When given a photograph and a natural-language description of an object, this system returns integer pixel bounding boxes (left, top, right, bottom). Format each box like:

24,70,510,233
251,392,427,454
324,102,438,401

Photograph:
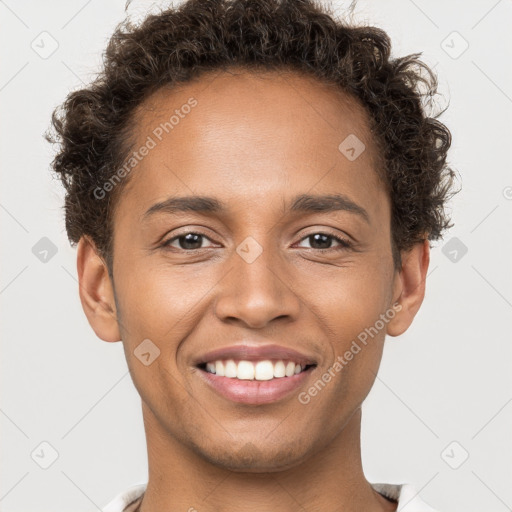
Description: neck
137,404,396,512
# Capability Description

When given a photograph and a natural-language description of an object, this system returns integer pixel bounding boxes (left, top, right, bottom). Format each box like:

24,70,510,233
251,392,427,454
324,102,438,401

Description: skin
77,69,429,512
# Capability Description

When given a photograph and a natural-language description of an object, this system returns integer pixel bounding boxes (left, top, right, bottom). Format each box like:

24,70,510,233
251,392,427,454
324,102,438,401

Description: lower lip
196,367,316,405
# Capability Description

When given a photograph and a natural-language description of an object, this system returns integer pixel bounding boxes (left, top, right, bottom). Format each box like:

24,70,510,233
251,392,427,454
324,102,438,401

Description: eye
161,231,353,252
295,232,353,251
162,232,214,251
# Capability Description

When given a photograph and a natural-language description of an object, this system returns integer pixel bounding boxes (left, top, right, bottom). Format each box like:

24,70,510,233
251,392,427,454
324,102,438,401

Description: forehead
117,69,387,222
133,69,378,158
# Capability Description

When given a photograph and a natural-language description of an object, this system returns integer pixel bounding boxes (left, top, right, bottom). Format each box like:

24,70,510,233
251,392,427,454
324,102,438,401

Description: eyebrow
142,193,370,224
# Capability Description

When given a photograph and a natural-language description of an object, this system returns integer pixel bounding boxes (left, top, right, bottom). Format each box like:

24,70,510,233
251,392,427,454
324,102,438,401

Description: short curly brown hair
45,0,458,275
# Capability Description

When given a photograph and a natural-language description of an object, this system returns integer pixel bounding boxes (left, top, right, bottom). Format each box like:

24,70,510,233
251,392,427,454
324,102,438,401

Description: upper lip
194,343,318,367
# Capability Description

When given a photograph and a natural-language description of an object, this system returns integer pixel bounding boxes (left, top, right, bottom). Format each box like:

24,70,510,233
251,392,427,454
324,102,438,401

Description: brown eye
162,232,212,251
296,232,352,251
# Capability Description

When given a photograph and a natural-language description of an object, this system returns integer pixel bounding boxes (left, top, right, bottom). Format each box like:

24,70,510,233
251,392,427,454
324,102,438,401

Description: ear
76,235,121,342
387,239,430,337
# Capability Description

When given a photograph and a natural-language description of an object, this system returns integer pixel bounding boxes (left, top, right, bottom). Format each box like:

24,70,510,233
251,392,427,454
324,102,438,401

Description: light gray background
1,0,511,511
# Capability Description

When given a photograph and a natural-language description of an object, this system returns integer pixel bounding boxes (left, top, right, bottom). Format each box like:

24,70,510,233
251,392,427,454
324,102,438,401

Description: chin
194,438,311,473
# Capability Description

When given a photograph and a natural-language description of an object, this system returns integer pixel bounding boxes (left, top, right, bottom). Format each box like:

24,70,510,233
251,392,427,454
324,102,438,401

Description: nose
213,238,302,329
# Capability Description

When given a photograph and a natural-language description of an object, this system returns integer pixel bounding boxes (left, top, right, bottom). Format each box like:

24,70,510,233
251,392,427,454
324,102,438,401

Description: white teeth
273,360,286,378
224,359,238,378
215,360,225,377
254,360,274,380
285,361,296,377
237,360,255,380
204,359,308,380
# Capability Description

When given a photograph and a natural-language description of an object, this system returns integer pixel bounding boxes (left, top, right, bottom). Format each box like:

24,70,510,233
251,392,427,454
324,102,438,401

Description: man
46,0,456,510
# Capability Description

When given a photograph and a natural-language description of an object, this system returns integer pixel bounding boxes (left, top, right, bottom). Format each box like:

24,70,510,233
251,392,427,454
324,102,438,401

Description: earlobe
76,235,121,343
386,239,430,337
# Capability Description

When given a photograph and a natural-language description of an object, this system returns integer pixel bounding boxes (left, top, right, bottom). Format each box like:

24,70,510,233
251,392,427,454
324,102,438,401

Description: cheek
318,260,393,341
313,264,393,395
114,259,206,337
113,260,221,399
113,266,194,421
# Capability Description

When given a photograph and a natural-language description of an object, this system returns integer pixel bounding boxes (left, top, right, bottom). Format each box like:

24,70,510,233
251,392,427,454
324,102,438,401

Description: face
79,69,427,472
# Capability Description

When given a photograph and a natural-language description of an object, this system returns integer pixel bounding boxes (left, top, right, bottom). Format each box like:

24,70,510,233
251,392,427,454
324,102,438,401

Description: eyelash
161,231,354,252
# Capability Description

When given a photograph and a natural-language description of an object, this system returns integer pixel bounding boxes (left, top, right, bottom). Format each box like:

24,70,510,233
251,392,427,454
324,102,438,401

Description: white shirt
101,481,442,511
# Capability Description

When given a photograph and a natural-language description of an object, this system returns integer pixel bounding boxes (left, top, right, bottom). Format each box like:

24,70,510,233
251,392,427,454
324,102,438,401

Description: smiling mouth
197,359,317,381
195,359,317,405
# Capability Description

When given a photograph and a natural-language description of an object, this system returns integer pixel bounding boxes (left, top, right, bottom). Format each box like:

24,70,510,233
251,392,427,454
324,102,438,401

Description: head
46,0,457,471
